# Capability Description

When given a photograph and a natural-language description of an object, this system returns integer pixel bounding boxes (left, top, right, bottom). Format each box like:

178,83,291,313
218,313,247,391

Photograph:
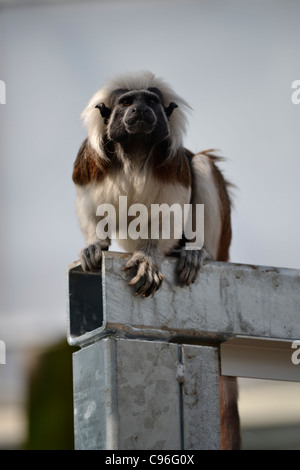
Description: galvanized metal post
67,252,300,450
72,337,220,450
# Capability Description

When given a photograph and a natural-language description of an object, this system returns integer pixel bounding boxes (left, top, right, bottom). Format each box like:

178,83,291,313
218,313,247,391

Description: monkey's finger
124,254,143,271
92,243,103,266
177,249,188,272
178,251,197,285
178,248,208,285
134,269,154,296
141,271,164,297
80,256,89,272
184,265,199,285
128,262,163,297
88,244,98,267
136,280,153,297
80,243,103,272
178,250,192,284
80,248,94,272
179,267,191,285
136,266,163,296
186,251,201,285
128,260,148,286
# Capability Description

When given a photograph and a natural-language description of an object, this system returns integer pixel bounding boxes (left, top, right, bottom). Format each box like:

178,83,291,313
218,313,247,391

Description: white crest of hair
81,70,191,159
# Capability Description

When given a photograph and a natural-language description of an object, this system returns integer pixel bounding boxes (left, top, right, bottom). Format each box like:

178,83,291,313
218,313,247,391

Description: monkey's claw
177,248,211,286
80,241,105,272
124,253,164,297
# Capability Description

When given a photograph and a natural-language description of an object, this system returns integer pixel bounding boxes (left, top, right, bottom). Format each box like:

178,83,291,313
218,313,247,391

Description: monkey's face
96,89,178,146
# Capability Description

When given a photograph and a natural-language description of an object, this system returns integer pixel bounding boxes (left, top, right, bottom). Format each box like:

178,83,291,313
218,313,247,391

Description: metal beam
67,252,300,347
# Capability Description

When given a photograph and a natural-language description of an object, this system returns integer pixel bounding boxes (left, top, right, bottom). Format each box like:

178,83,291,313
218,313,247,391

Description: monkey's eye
146,97,158,107
120,98,132,107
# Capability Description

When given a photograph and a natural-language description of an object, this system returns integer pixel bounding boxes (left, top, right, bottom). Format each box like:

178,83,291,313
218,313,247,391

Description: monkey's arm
177,151,231,284
75,184,110,271
73,140,110,272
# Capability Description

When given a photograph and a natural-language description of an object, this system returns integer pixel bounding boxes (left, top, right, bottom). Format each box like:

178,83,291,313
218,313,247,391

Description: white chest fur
75,167,191,253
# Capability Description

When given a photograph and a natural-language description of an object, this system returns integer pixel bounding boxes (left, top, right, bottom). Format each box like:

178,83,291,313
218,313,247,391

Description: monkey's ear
95,102,111,124
164,102,178,118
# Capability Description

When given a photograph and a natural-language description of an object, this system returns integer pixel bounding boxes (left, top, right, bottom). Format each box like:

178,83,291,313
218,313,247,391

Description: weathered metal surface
181,345,220,449
73,336,221,450
73,337,118,450
67,252,300,346
115,339,181,450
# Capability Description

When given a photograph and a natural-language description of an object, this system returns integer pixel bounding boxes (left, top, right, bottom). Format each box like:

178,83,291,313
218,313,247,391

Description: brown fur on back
200,150,232,262
199,151,240,449
72,138,108,185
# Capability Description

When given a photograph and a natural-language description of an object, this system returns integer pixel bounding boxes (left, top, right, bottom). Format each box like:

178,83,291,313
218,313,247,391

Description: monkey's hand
80,240,109,272
124,252,164,297
177,248,212,286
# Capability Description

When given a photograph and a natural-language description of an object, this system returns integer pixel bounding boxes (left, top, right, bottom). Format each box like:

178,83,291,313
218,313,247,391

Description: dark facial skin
108,90,169,145
96,89,178,150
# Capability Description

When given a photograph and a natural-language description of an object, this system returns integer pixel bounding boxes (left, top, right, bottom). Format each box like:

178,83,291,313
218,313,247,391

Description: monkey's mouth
125,116,156,135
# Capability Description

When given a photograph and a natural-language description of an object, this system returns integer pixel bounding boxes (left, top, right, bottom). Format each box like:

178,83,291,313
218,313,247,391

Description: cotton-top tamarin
73,71,231,297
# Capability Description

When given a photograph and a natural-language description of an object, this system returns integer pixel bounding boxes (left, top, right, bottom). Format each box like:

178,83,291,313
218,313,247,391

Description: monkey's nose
130,106,154,124
130,105,147,116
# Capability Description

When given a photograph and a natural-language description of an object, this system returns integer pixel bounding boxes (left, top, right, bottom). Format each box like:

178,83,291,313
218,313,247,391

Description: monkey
73,71,232,297
72,71,240,450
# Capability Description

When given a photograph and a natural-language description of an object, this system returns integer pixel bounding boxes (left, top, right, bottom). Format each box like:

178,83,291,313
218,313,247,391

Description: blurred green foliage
25,340,77,450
